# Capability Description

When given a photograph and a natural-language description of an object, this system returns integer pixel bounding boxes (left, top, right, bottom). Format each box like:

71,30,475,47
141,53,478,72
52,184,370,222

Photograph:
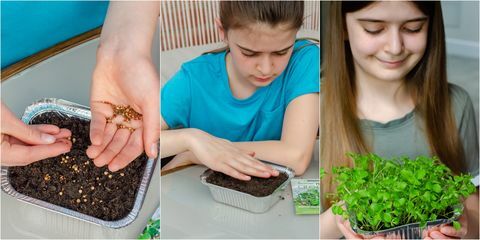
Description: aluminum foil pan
0,98,156,229
200,163,295,213
351,204,463,239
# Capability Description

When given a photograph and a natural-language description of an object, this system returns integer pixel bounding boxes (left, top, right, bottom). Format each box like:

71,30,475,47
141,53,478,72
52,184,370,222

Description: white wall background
443,1,479,59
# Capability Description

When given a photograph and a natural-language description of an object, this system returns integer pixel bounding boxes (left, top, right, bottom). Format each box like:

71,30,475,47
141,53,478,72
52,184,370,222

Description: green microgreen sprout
138,218,160,239
329,153,476,232
294,188,320,207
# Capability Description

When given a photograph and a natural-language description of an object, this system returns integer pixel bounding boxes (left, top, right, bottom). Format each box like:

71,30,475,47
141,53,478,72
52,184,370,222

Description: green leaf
416,169,426,179
422,191,431,201
453,221,461,230
357,212,364,221
432,184,442,193
395,181,407,190
148,226,159,236
372,214,381,226
138,232,151,240
383,212,392,222
332,205,343,215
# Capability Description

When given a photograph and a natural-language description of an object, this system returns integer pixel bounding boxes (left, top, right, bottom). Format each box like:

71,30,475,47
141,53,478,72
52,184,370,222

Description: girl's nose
385,30,404,56
256,55,273,76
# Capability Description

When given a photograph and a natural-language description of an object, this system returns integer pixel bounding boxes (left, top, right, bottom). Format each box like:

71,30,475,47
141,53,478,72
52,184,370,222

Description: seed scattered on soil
8,111,148,221
120,173,125,177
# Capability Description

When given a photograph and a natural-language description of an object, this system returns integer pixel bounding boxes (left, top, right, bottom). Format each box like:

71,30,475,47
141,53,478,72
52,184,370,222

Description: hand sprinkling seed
102,101,142,132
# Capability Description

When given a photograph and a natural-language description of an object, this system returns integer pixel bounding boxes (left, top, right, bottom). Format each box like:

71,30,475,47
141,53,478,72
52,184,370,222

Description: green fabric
360,83,479,177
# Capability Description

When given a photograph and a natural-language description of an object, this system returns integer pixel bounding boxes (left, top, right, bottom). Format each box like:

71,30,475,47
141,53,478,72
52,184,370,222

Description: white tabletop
161,155,319,239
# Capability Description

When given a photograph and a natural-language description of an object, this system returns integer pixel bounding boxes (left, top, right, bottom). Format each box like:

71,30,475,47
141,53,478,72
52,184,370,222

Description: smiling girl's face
346,1,429,83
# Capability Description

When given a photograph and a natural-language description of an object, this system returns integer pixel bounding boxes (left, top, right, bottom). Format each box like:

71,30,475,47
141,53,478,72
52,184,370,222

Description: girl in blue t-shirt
161,1,319,180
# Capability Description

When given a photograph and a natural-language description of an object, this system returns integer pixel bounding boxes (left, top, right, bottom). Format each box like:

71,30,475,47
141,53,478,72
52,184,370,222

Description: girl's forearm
320,206,343,239
98,2,159,56
234,140,316,175
465,190,479,238
160,128,194,158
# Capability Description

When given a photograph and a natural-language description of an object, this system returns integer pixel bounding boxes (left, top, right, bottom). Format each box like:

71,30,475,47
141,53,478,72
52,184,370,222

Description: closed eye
403,27,423,33
364,28,383,35
241,51,257,57
274,51,289,56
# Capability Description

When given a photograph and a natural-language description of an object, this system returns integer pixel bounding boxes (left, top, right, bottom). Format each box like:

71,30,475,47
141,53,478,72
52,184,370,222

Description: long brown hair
204,1,305,55
320,1,466,208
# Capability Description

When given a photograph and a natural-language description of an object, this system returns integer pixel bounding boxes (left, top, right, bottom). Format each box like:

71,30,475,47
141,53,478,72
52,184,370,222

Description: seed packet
291,179,320,214
138,206,160,239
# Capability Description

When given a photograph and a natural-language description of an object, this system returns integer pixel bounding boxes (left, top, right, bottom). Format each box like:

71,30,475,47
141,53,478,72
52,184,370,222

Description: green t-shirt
360,84,479,178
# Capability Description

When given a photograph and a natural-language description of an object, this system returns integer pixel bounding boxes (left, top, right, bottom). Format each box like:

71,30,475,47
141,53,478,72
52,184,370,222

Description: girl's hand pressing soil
184,128,279,181
162,150,199,171
87,50,159,172
1,102,72,166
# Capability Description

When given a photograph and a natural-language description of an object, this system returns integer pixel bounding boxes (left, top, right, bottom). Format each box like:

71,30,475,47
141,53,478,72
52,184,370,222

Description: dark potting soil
9,111,148,221
206,171,289,197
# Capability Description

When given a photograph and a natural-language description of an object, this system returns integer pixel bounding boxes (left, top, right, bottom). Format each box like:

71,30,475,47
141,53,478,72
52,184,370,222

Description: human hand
424,213,468,239
1,102,72,166
162,151,199,171
86,50,159,172
185,128,279,181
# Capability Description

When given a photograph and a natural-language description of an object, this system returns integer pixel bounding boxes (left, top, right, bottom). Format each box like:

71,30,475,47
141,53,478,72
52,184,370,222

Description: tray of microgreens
329,153,475,238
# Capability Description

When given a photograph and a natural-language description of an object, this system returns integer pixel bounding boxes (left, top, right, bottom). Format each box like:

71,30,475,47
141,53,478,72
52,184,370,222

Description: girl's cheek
404,34,428,53
351,35,381,56
348,26,381,56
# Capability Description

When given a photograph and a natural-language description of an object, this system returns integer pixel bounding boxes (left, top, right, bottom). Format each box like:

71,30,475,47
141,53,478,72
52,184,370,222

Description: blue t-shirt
161,39,319,142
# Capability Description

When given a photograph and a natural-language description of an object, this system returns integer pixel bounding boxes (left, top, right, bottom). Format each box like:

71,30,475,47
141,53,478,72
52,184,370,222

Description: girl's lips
254,76,273,82
377,57,406,69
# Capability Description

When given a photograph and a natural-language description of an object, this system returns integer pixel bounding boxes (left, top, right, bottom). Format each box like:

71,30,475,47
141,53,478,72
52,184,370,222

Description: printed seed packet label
138,206,160,239
291,179,320,215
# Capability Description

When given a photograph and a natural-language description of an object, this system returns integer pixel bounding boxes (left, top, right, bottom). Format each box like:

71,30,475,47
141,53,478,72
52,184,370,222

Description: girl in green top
320,1,479,239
